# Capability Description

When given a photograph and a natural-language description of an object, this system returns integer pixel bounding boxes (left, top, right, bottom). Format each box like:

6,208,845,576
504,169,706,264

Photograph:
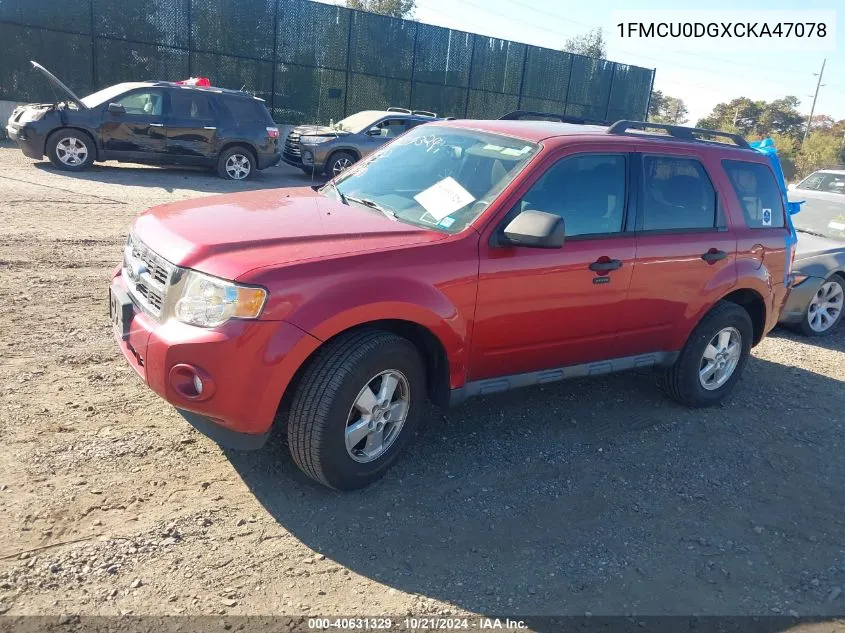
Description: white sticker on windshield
501,148,523,157
414,177,475,221
439,217,456,228
829,221,845,231
761,208,772,226
482,144,504,151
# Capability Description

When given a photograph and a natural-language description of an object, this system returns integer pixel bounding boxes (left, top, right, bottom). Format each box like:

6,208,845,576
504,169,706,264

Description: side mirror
107,102,126,115
366,127,381,137
787,183,797,191
501,210,565,248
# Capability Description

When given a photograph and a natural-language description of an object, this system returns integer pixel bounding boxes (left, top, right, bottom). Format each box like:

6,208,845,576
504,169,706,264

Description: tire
46,129,95,171
287,330,425,490
662,301,753,408
795,275,844,337
325,151,357,178
217,146,256,180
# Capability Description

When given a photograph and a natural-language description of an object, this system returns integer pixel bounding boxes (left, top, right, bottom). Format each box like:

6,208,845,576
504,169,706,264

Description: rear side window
170,90,213,119
223,97,269,122
722,160,785,228
641,156,717,231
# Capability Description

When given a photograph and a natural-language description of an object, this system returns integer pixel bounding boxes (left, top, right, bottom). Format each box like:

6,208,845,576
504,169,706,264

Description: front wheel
287,330,425,490
325,151,357,178
798,276,844,336
662,301,753,407
217,146,256,180
46,130,95,171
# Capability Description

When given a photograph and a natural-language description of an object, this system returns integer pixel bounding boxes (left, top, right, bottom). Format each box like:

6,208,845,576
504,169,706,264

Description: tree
345,0,415,19
697,96,804,139
648,90,688,124
795,132,842,178
563,28,607,59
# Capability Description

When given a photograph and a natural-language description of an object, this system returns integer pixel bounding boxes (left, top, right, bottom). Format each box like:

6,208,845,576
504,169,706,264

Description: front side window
722,160,785,228
370,118,410,139
115,90,164,116
323,125,540,233
513,154,626,237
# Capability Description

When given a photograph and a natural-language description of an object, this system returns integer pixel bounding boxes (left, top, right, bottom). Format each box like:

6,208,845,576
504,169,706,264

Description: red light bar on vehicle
176,77,211,87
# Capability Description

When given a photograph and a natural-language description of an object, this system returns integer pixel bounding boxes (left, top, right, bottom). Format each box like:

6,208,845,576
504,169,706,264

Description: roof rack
387,107,412,114
412,109,438,118
607,120,750,148
499,110,609,125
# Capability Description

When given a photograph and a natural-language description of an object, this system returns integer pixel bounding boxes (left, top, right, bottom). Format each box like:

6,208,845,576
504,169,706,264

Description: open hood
30,60,87,110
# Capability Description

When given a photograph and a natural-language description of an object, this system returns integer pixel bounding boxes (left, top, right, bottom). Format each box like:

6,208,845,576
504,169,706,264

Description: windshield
321,125,540,233
80,84,136,108
791,195,845,242
796,171,845,195
333,110,388,133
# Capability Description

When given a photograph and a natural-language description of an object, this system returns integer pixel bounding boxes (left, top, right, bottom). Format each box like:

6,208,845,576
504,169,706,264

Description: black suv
6,62,281,180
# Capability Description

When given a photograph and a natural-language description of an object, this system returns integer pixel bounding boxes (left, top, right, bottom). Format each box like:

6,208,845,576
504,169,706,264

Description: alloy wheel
699,326,742,391
345,369,410,463
332,157,353,176
55,137,88,166
225,154,251,180
807,280,844,333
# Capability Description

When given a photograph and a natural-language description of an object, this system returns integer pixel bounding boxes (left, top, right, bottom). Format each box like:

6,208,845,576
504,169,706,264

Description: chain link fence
0,0,655,126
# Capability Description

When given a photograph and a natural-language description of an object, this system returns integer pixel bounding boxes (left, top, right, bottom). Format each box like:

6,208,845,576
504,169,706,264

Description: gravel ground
0,143,844,620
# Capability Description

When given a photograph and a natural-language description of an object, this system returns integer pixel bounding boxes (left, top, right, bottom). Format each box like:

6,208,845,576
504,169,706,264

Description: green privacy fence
0,0,655,125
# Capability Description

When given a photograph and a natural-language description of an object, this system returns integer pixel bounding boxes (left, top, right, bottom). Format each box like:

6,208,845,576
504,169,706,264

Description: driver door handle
701,249,727,263
149,123,164,127
589,259,622,272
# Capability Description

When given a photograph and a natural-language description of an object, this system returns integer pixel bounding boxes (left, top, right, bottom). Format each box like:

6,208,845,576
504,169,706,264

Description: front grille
283,130,301,161
123,236,175,319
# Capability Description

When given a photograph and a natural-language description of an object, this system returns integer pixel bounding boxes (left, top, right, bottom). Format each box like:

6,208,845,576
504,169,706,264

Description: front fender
288,281,471,389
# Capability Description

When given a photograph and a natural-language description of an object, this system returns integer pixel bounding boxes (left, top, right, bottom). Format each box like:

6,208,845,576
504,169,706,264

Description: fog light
169,363,216,402
302,151,313,165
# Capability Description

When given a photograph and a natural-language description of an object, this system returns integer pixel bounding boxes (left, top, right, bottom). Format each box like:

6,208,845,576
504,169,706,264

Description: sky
396,0,843,125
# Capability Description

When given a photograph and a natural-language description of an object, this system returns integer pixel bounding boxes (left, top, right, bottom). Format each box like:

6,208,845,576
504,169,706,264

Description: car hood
29,60,87,109
292,125,350,137
131,187,447,280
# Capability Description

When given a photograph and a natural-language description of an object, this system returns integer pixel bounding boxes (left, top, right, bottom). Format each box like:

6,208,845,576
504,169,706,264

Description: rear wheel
798,276,844,336
217,146,255,180
46,130,95,171
287,330,425,490
662,301,753,407
325,151,357,178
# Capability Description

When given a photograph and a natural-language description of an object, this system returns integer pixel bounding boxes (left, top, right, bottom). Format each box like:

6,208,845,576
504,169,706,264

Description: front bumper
779,275,825,324
111,272,321,448
6,123,45,159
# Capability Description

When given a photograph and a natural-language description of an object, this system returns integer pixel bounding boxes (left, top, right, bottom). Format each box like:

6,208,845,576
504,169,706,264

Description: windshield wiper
328,180,347,205
345,196,398,221
795,228,827,238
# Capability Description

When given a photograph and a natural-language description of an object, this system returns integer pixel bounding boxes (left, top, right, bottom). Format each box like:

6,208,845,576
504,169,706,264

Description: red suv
110,119,793,490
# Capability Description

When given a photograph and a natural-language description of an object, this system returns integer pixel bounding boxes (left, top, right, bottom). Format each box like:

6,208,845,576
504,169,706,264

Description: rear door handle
589,259,622,272
203,126,217,130
701,249,727,263
149,123,164,127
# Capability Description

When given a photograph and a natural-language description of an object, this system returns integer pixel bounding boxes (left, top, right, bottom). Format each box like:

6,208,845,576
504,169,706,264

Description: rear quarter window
722,160,785,228
222,97,270,122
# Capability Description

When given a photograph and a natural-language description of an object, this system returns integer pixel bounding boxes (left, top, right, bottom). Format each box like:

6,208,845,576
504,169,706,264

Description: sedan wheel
807,279,844,333
698,327,742,391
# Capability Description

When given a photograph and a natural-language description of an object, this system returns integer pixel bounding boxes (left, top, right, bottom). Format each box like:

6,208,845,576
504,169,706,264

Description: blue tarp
749,138,801,284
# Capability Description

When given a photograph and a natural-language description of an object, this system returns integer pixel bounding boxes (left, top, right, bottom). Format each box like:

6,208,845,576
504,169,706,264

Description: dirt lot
0,143,844,619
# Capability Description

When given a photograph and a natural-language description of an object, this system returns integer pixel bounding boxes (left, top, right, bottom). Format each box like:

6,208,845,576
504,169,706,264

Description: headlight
300,135,331,144
173,270,267,328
